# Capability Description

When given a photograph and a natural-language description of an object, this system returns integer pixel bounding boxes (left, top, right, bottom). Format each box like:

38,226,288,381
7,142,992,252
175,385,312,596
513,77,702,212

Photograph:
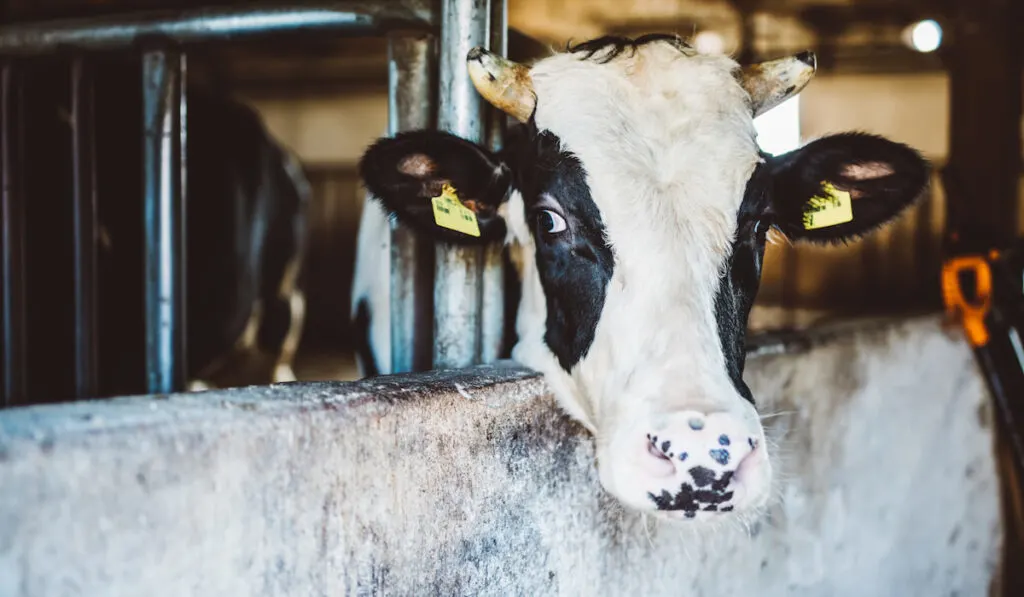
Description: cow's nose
640,411,766,517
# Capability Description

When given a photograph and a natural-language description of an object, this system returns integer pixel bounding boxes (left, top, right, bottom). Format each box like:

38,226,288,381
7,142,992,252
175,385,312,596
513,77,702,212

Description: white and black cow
21,59,310,397
354,34,929,520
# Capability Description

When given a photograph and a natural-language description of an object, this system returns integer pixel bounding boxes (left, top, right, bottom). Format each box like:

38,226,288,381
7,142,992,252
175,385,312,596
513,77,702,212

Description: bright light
754,94,800,156
907,19,942,53
693,30,725,55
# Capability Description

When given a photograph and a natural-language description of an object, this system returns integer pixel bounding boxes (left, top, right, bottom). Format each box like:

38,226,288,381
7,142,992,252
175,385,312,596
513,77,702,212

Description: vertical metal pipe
1,62,26,406
434,0,489,369
479,0,507,363
388,33,436,374
179,53,188,384
70,56,98,399
484,0,507,153
142,49,186,394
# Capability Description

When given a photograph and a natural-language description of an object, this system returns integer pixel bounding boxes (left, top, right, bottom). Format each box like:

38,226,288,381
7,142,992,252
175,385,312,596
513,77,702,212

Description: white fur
504,42,770,518
351,195,392,376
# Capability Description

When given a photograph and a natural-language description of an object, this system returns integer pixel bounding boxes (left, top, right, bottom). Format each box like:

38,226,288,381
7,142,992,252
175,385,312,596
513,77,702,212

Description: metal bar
70,56,98,399
388,33,436,375
1,62,26,406
479,0,506,363
485,0,507,153
179,53,189,388
0,2,436,55
433,0,489,369
142,49,186,394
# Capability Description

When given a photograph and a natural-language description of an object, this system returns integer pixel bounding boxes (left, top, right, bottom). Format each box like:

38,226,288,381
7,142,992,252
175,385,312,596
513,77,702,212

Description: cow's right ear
359,129,512,244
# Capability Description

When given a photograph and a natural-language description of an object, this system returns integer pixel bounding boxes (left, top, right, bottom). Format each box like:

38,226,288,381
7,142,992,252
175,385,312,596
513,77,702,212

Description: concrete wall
0,316,1003,596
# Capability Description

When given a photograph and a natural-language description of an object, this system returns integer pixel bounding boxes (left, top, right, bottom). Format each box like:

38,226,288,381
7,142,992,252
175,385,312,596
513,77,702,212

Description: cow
353,33,930,521
175,90,310,391
18,58,309,398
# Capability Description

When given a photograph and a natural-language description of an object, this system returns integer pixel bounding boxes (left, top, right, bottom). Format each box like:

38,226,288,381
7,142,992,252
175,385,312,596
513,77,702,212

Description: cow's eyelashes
538,209,568,235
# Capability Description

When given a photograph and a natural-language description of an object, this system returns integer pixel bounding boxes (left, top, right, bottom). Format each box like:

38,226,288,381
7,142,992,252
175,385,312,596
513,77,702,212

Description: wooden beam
941,0,1023,252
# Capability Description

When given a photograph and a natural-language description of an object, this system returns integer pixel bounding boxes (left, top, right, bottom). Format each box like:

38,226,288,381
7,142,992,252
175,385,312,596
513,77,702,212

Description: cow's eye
538,209,567,234
753,218,771,239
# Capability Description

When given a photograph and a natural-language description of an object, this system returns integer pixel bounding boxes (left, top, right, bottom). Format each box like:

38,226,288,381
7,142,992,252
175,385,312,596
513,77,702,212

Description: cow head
359,35,929,521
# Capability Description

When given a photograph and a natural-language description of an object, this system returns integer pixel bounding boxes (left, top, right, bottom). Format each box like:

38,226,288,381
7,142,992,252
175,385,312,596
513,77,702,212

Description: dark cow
177,89,309,390
354,34,929,521
18,57,308,396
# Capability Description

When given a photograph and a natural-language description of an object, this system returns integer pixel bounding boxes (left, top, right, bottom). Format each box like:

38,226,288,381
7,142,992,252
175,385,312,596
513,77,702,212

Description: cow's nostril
641,435,677,478
648,441,669,461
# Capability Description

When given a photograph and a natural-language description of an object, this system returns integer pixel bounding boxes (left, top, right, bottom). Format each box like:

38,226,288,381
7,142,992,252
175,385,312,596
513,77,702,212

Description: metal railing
0,0,511,405
0,3,437,54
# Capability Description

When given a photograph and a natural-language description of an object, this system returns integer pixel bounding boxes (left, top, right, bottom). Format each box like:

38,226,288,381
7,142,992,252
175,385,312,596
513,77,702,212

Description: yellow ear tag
802,181,854,230
431,183,481,237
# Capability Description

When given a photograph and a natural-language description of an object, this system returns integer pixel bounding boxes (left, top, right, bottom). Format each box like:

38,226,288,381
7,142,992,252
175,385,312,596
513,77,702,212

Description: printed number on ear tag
431,183,481,237
802,181,854,230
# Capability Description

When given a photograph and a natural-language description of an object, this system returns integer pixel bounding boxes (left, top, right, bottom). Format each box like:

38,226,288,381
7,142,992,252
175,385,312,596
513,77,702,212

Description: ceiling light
905,19,942,53
694,31,725,55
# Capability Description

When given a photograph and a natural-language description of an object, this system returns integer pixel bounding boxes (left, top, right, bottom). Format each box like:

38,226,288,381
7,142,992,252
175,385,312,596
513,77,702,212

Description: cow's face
360,35,929,521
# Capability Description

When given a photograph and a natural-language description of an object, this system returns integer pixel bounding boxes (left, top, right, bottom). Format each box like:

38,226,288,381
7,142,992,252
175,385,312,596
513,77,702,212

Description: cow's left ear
766,132,930,243
359,129,512,244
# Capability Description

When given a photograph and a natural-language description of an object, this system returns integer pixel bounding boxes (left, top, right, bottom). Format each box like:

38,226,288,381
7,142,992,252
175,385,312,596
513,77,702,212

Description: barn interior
3,0,1016,404
1,1,1022,595
0,0,1015,405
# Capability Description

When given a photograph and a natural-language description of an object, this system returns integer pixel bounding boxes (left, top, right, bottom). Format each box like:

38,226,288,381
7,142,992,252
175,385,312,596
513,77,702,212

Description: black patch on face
712,159,773,404
648,466,736,513
506,124,614,371
689,466,716,488
711,470,734,492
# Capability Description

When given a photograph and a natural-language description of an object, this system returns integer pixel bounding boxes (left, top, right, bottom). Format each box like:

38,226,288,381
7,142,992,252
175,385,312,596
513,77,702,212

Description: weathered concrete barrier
0,315,1002,596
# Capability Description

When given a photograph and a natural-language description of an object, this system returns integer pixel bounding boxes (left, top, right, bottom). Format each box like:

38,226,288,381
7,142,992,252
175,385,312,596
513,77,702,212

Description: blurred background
1,0,1019,396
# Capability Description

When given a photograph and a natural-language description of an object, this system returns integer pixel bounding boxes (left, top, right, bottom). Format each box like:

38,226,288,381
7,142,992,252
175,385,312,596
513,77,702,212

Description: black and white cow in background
353,34,929,521
23,60,310,397
176,90,310,391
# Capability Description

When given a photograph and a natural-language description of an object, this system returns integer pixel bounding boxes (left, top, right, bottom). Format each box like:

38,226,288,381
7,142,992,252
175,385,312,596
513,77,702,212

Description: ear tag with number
802,181,854,230
431,183,481,237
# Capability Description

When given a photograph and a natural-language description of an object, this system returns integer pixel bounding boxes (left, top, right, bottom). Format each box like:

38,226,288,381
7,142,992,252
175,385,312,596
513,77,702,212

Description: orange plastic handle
941,255,993,347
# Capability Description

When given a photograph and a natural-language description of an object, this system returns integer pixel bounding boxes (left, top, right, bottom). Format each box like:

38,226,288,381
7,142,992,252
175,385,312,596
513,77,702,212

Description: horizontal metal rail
0,1,437,55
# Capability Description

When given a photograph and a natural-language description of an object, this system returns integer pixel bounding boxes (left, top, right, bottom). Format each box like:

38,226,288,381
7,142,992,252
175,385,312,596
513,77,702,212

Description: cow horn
738,51,817,118
466,47,536,123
